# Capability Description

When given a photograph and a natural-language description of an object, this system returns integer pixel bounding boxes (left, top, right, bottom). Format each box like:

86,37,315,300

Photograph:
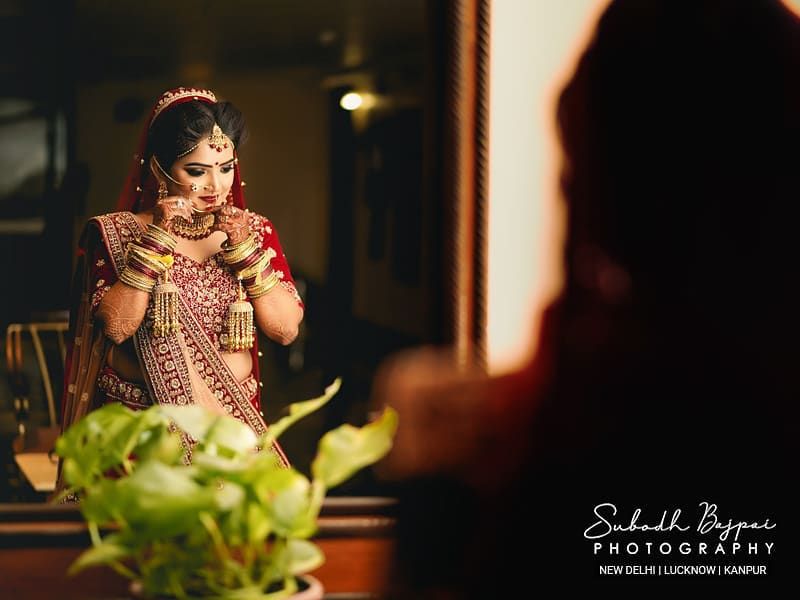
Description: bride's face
168,137,236,212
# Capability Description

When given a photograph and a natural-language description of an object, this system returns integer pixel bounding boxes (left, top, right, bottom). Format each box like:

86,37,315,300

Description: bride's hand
153,196,193,232
212,204,251,245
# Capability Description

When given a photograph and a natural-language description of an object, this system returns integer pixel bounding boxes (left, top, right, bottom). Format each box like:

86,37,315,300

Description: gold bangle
221,234,256,259
121,266,158,287
238,252,269,280
119,267,157,292
247,271,280,298
127,245,169,274
129,244,164,263
226,246,258,267
144,224,178,252
223,238,258,266
221,232,255,253
128,254,167,277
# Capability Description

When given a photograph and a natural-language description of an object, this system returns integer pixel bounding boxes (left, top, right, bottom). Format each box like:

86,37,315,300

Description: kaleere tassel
153,268,180,337
224,278,254,351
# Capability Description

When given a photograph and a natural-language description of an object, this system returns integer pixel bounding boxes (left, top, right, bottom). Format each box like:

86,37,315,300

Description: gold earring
157,181,168,200
153,269,180,337
224,278,254,351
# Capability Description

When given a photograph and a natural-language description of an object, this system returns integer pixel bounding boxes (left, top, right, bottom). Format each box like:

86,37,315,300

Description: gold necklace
172,211,215,240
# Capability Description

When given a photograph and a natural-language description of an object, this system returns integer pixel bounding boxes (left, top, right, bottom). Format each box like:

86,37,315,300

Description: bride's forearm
219,223,303,345
252,286,303,345
96,282,150,344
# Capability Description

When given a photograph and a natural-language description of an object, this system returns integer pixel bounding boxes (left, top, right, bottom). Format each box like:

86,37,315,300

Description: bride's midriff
106,338,253,383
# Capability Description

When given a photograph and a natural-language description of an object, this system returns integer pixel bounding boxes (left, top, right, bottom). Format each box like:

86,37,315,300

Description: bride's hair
146,100,249,169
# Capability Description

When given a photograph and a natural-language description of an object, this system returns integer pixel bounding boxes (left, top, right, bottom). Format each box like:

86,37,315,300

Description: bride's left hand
212,204,251,245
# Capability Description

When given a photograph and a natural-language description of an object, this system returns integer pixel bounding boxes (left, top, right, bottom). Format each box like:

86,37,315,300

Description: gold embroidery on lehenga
94,211,288,465
97,368,152,408
169,253,238,350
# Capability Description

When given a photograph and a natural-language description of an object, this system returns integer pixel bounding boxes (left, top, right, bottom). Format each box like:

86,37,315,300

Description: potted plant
54,378,397,599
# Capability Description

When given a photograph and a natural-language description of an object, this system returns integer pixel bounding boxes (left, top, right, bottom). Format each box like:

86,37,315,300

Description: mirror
0,0,489,502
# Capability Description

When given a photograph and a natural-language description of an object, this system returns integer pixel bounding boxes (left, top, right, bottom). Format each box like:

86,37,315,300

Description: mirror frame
436,0,490,371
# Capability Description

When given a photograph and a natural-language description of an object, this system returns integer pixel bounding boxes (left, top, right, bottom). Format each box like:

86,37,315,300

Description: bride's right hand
152,196,193,231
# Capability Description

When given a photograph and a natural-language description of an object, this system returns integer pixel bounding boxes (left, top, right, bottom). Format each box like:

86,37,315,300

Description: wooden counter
0,498,396,599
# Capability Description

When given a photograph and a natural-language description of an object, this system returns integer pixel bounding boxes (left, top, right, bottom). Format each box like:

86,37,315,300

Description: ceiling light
340,92,363,111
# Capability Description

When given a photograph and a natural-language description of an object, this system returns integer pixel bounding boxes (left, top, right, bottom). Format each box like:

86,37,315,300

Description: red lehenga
60,88,299,466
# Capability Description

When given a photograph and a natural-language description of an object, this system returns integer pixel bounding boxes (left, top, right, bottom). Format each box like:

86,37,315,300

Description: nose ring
190,183,198,192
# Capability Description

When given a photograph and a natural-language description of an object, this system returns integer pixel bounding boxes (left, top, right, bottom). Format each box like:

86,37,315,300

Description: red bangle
139,238,173,256
126,258,161,280
243,263,274,286
232,248,264,273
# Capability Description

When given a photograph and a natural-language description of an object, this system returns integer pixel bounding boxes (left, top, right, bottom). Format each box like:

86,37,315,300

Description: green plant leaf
191,450,253,475
251,465,300,502
269,472,317,538
203,415,259,456
60,457,87,491
244,502,272,544
263,378,341,444
79,479,122,525
55,404,177,491
214,480,245,511
68,541,131,576
134,427,184,465
285,539,324,576
110,462,219,538
158,404,218,440
55,403,141,485
312,406,398,488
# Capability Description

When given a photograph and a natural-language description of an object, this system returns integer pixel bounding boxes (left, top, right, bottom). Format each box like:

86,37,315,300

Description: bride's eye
186,168,204,177
221,165,234,174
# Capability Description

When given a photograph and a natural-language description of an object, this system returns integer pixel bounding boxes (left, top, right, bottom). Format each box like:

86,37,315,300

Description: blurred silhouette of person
374,0,800,594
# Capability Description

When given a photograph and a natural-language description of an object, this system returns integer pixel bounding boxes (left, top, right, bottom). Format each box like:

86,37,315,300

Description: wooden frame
439,0,491,370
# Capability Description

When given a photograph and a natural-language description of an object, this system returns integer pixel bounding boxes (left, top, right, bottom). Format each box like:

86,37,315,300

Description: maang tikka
175,122,233,159
208,124,230,152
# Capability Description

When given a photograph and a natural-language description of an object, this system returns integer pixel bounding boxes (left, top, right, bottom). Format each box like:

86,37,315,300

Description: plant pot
291,575,324,600
129,574,324,599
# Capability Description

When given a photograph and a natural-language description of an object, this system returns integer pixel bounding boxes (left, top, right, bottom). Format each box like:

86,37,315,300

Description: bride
61,87,303,462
